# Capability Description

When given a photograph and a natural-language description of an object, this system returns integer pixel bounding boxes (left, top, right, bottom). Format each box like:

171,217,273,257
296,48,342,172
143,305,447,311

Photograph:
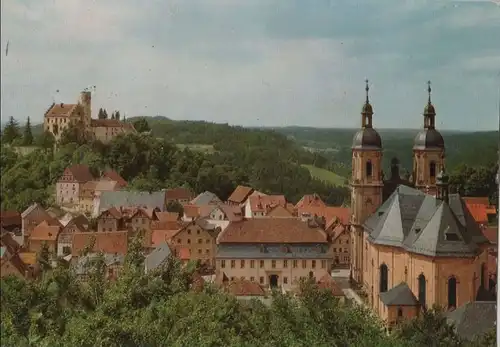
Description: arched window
418,274,426,308
481,263,487,289
448,276,457,309
429,161,436,178
380,264,388,293
366,160,373,178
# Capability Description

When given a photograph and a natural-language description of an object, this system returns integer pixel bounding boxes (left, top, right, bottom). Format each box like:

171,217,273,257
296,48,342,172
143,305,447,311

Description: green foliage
22,117,34,146
133,117,150,133
166,200,184,215
98,108,109,119
58,121,91,147
2,116,21,144
36,131,56,150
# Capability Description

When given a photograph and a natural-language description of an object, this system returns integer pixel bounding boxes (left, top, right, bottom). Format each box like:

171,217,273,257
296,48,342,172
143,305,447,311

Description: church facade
350,81,491,328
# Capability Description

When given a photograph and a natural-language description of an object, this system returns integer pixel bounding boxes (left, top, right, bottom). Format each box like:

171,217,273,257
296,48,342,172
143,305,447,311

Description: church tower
350,80,383,285
412,81,445,195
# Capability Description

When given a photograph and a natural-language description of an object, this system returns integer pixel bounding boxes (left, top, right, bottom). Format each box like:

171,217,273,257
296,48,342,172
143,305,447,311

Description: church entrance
269,274,279,288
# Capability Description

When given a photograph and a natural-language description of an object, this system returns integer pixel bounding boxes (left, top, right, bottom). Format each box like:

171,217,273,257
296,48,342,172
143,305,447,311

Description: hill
301,164,347,186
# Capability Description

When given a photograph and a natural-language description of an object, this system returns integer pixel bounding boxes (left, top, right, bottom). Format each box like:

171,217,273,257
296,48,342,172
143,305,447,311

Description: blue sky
1,0,499,130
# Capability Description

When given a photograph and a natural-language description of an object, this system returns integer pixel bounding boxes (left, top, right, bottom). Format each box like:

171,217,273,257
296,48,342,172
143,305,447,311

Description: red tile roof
98,207,123,220
45,103,78,117
227,279,265,296
156,212,180,222
0,211,21,227
183,205,200,218
295,194,326,209
317,274,344,297
102,170,128,187
165,188,193,201
64,164,95,183
267,205,294,217
482,226,498,245
463,197,496,225
72,231,129,256
91,119,131,128
220,205,244,222
298,206,350,226
227,185,254,204
248,195,287,213
30,221,61,241
218,219,328,244
330,224,348,242
0,232,21,254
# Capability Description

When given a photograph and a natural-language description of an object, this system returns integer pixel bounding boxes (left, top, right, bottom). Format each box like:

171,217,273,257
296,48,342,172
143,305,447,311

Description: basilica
349,81,491,327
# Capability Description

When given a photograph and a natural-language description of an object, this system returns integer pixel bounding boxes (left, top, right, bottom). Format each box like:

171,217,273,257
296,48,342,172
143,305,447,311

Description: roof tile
72,231,129,255
228,186,254,204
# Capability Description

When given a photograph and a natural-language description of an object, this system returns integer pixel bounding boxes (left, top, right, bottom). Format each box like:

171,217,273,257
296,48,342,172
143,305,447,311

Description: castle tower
412,81,445,195
79,90,92,129
350,80,383,285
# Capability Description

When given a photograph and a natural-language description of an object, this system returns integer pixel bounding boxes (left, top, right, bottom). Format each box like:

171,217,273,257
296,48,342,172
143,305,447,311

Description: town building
216,218,332,291
21,203,61,247
349,80,492,327
165,188,194,206
56,164,95,207
43,90,135,143
244,195,287,218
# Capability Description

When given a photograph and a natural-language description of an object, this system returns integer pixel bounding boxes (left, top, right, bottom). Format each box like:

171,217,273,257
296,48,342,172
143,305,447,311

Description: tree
2,116,20,144
36,242,52,272
22,117,34,146
103,109,109,119
97,108,107,119
166,200,184,215
133,117,150,133
114,111,121,121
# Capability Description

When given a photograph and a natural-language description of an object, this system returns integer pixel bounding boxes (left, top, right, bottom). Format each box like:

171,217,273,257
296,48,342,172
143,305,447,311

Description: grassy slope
301,164,347,186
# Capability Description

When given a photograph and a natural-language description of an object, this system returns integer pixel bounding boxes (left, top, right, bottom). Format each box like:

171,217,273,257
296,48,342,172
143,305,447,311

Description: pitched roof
379,282,419,306
228,185,254,204
165,187,193,200
18,252,37,265
151,229,181,247
21,203,41,219
2,252,28,276
156,212,179,222
99,191,166,212
330,224,348,242
72,231,129,256
219,205,244,222
65,164,95,182
102,170,128,187
446,301,497,341
298,206,350,225
317,274,344,296
98,207,123,220
30,221,61,241
74,253,125,275
295,194,326,209
191,191,222,205
0,210,21,227
248,195,287,213
0,232,21,255
227,279,266,296
218,218,328,244
365,185,487,258
45,103,78,117
266,205,294,218
463,197,496,224
183,204,200,218
94,180,119,192
482,226,497,245
91,118,130,128
145,243,172,272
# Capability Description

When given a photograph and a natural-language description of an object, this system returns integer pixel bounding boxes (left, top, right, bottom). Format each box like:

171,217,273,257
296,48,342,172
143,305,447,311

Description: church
349,81,491,328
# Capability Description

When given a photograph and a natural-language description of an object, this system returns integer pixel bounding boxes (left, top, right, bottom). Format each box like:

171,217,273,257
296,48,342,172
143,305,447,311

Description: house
91,119,136,143
94,190,166,217
165,188,194,206
21,203,60,246
0,211,22,244
57,220,88,257
463,197,497,226
379,282,420,328
145,242,173,273
28,221,61,254
191,191,222,206
168,219,220,266
101,170,128,188
56,164,95,206
156,212,180,223
295,194,326,209
1,251,29,279
72,230,129,256
216,218,332,291
244,195,287,218
78,181,97,214
266,205,295,218
182,204,200,222
225,279,267,300
316,274,345,298
445,301,497,341
227,185,254,206
74,253,125,280
96,207,124,232
151,220,185,248
330,224,350,267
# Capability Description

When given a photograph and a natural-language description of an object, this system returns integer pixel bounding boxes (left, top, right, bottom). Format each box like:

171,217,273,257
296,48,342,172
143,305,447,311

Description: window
333,248,337,252
250,276,255,282
205,249,209,254
366,160,373,178
177,239,181,244
187,239,191,244
283,260,288,268
418,274,426,308
321,260,326,268
197,229,200,235
430,161,436,178
448,276,457,309
206,239,210,243
198,249,202,254
312,260,316,269
293,260,298,268
231,260,235,268
284,277,288,284
344,248,348,253
259,276,264,284
380,264,388,293
260,260,264,268
198,239,202,244
250,260,255,268
62,246,71,255
187,230,191,235
445,233,460,241
240,260,245,268
272,260,276,269
230,277,235,281
338,240,342,245
221,260,226,268
397,307,403,319
302,260,307,268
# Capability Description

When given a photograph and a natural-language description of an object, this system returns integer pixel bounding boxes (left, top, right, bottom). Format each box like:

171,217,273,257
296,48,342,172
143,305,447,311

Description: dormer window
445,233,459,241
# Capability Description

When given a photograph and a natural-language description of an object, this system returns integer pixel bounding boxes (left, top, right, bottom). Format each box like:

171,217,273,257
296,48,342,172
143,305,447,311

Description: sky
1,0,500,130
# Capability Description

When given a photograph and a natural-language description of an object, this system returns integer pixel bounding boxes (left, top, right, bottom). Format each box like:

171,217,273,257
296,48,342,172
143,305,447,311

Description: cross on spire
365,79,370,103
427,80,432,103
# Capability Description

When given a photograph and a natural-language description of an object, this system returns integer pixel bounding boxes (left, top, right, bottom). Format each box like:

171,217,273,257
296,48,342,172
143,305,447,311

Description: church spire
423,80,436,129
361,79,373,128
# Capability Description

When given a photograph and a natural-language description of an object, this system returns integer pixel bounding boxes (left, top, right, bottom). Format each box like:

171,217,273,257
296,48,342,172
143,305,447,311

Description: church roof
446,301,497,341
379,282,419,306
364,185,488,257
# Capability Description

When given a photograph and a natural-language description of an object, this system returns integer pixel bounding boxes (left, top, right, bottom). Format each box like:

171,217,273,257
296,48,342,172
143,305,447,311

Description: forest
0,237,495,347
